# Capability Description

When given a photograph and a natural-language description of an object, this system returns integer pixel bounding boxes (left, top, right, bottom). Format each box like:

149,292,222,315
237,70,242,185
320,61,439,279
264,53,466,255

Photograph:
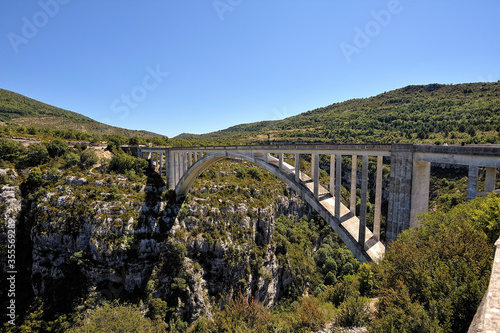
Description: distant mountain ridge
0,89,163,138
176,82,500,145
2,82,499,145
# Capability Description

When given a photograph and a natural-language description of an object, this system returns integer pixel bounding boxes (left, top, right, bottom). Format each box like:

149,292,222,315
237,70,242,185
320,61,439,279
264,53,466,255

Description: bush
210,293,272,332
0,138,25,163
65,152,80,167
79,150,98,169
21,167,44,194
336,296,371,327
235,166,247,179
247,167,263,181
24,144,50,166
67,301,162,332
109,153,148,174
291,297,328,331
373,197,496,332
44,139,68,158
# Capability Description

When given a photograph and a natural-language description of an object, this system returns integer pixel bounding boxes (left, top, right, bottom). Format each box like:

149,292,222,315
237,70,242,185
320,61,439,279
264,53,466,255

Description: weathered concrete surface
409,160,431,228
386,144,413,243
468,236,500,333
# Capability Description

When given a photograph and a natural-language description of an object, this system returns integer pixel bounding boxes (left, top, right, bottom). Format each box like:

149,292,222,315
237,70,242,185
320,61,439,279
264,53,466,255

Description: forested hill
177,82,500,145
0,89,161,138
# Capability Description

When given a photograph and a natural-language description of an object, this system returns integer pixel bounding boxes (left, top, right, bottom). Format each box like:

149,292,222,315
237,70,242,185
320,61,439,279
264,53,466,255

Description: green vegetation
68,301,166,332
0,88,162,138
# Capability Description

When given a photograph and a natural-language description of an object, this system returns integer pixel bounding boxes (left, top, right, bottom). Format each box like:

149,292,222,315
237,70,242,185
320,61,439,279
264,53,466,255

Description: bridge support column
159,153,163,177
312,153,319,198
335,154,342,219
359,155,368,246
373,156,383,241
150,153,154,169
279,153,283,171
330,154,335,196
485,167,497,193
183,153,188,173
387,144,413,243
467,165,479,200
409,160,431,228
295,153,300,182
168,150,175,189
350,155,357,215
176,152,182,185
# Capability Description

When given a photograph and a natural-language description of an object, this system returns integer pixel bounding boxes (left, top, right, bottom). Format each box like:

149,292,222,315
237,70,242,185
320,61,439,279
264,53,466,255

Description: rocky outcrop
2,166,316,324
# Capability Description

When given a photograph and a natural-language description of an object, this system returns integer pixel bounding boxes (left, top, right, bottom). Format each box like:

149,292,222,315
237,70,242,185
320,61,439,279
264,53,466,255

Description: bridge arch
176,151,285,198
174,151,383,262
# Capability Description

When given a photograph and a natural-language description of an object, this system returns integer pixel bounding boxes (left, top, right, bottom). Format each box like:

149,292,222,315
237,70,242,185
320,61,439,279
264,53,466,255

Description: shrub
109,153,148,174
65,152,80,167
24,144,50,166
67,301,162,332
44,139,68,158
373,197,496,332
247,167,263,181
0,138,25,163
336,296,371,327
79,150,98,169
291,297,328,331
210,293,271,332
235,166,247,179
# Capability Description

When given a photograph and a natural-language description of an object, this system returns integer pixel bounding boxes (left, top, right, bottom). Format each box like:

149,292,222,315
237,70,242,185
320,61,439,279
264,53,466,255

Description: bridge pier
335,153,342,220
359,155,368,247
485,167,497,193
312,153,319,198
386,144,414,243
350,155,357,216
295,153,300,182
373,156,383,241
467,165,479,200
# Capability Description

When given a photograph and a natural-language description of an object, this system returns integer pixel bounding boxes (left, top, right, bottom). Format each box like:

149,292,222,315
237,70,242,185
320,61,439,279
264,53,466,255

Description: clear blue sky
1,1,499,137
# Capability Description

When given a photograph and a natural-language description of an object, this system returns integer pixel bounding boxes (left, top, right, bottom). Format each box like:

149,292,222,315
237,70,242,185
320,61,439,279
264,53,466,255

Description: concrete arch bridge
129,143,500,263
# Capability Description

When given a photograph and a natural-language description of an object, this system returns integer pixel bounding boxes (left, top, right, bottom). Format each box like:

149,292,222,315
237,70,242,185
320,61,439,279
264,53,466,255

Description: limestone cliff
0,161,318,324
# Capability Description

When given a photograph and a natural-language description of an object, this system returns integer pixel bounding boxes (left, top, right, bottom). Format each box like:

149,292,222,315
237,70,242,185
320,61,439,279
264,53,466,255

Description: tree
0,138,25,163
109,153,148,174
25,144,50,166
44,139,68,158
373,197,496,332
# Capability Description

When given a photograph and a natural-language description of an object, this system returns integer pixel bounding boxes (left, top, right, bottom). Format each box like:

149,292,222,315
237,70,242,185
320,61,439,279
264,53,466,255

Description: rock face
0,167,315,323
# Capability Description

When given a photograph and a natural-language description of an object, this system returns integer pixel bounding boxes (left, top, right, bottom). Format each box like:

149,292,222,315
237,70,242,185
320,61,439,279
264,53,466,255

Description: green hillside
0,89,163,138
178,82,500,145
